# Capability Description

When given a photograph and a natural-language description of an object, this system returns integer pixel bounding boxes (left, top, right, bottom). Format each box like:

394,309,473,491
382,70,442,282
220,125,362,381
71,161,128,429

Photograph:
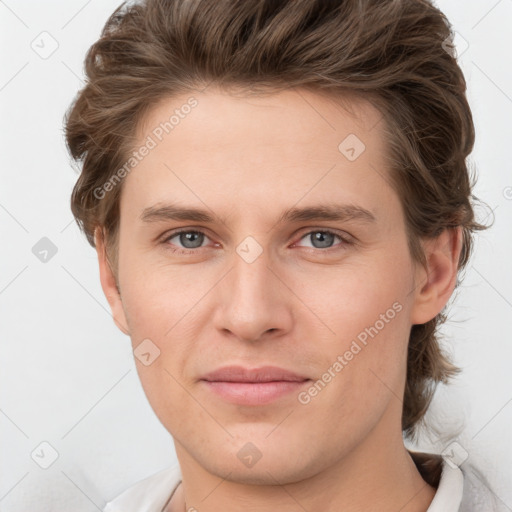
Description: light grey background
1,0,511,510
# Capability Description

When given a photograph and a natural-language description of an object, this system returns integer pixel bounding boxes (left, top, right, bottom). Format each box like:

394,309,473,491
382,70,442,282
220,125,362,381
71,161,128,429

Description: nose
212,248,294,343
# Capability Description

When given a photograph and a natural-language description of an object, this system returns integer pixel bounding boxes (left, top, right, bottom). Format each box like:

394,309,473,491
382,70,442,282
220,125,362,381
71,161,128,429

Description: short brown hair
64,0,490,440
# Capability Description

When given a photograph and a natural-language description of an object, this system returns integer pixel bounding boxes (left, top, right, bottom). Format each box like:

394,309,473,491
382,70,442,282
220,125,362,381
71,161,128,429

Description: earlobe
94,227,130,336
410,227,462,326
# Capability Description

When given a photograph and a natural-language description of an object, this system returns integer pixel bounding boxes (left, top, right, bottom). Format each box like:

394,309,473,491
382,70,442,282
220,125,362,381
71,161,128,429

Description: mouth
200,365,311,406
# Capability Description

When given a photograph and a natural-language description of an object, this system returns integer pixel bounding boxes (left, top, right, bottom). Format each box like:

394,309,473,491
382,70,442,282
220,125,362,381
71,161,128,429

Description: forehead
122,86,395,226
138,85,383,155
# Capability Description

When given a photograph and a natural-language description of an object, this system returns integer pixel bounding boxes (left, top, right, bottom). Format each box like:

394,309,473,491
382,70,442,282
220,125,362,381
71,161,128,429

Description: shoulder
103,465,182,512
459,463,505,512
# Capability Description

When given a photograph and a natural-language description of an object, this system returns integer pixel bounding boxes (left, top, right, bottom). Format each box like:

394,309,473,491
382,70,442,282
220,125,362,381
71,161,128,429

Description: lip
200,365,311,406
201,365,309,383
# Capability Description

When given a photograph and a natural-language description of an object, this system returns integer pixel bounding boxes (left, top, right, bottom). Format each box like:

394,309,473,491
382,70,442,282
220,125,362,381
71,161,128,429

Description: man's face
112,87,422,483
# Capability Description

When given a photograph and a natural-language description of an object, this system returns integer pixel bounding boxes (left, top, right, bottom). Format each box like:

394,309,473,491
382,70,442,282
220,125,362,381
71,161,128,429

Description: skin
96,86,461,512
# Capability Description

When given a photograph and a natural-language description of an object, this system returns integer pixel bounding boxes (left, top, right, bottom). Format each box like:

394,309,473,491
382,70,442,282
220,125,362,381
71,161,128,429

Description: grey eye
177,231,205,249
303,231,337,249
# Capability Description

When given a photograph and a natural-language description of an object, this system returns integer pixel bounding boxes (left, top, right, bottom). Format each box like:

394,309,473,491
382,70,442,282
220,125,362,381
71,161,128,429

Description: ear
94,227,130,335
410,227,462,325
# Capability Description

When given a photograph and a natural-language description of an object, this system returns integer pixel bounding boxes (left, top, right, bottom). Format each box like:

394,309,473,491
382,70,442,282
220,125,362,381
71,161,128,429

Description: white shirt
103,456,501,512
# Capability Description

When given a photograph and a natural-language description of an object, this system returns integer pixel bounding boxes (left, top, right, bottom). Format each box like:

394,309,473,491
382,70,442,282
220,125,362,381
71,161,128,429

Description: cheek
293,250,413,402
117,242,203,337
289,250,413,341
116,253,210,401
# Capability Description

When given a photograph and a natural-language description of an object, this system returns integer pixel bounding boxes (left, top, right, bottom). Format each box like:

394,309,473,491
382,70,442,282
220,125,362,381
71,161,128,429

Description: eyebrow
140,203,376,226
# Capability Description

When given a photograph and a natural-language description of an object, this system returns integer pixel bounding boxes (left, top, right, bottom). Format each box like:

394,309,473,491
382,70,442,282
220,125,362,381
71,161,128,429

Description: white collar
426,459,464,511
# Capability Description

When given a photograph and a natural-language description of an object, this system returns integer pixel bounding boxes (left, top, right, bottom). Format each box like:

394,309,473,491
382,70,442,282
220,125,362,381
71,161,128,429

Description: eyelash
160,228,354,255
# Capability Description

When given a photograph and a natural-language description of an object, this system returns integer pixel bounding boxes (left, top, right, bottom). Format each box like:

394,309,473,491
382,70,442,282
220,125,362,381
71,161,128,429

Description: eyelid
161,228,215,248
161,226,355,253
292,228,355,249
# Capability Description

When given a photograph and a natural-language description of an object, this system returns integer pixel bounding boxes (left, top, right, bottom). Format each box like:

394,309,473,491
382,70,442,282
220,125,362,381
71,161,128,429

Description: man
64,0,500,510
